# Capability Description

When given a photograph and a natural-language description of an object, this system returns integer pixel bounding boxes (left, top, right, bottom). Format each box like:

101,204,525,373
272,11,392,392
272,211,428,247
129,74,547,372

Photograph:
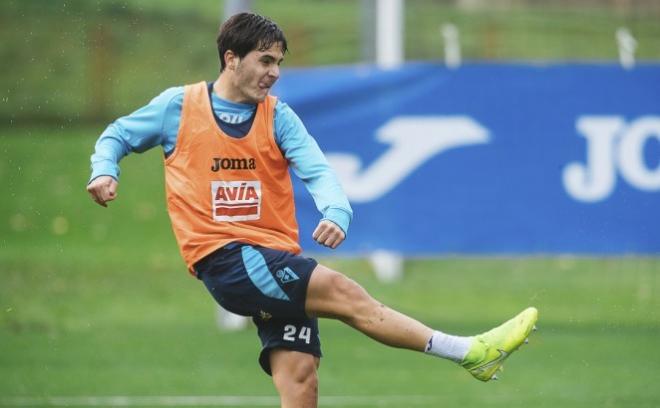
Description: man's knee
307,266,374,319
271,350,319,399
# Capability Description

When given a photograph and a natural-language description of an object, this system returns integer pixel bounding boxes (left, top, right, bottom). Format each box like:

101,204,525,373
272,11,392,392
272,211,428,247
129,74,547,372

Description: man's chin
241,88,269,104
244,93,267,104
256,89,270,101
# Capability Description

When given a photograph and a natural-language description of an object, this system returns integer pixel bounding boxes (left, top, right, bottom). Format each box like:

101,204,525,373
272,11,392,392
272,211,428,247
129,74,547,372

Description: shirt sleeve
88,87,183,182
274,100,353,235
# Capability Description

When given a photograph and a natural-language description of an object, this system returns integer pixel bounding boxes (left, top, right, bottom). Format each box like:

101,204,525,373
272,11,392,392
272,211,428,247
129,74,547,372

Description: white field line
0,395,439,407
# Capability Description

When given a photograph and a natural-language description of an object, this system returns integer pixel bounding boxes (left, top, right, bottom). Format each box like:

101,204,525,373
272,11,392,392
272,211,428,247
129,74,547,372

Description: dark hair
217,12,288,71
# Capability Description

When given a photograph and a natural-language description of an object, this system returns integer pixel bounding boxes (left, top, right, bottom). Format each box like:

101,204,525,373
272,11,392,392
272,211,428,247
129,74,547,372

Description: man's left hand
312,220,345,249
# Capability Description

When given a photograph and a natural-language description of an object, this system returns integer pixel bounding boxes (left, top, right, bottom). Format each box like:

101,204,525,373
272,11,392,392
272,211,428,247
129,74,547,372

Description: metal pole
376,0,403,69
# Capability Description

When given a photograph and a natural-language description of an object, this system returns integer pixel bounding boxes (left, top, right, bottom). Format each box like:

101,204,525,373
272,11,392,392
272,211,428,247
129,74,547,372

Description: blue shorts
194,243,321,375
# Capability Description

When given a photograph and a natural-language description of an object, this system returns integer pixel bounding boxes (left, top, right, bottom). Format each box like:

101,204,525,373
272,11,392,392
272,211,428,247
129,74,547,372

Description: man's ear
224,50,238,71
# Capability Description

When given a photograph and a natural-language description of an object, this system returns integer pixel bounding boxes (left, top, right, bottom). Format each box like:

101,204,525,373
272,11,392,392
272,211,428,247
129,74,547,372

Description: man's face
230,42,284,104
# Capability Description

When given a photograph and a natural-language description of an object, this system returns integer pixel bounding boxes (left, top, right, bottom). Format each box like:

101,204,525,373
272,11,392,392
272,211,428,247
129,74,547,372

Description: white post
369,250,404,283
373,0,404,279
376,0,404,69
441,23,461,69
217,306,249,331
616,27,637,70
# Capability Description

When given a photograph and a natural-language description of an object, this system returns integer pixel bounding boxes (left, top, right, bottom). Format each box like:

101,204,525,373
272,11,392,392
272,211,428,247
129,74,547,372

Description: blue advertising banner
273,63,660,254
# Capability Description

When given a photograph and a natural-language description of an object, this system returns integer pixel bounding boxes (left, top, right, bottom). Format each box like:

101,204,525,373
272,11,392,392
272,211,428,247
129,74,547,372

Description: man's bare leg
305,264,539,383
305,264,433,351
270,349,320,408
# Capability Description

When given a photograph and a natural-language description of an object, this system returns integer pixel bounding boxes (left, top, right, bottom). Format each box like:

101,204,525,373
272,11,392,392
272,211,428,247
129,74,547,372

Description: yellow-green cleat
460,307,538,382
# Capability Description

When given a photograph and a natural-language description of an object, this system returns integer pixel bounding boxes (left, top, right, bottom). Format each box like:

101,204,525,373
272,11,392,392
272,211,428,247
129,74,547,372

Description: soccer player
87,12,537,408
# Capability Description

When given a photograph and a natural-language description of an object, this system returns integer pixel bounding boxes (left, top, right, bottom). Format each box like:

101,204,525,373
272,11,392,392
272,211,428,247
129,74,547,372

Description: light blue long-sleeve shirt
90,86,352,234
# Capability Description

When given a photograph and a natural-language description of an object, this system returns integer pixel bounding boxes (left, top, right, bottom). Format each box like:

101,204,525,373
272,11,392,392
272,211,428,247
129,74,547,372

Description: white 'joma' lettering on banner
563,116,660,202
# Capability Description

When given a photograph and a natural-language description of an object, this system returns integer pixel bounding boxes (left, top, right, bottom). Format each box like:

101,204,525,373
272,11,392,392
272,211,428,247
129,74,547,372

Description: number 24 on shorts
283,324,311,344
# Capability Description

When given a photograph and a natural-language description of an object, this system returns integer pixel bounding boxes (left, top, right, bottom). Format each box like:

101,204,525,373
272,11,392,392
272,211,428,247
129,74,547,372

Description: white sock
424,331,473,363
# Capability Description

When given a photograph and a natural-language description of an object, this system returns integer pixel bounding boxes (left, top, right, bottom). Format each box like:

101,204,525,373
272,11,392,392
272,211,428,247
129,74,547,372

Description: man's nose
269,64,280,79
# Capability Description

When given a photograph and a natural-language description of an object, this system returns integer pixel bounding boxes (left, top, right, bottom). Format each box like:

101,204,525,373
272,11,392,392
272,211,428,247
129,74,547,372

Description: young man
87,12,538,408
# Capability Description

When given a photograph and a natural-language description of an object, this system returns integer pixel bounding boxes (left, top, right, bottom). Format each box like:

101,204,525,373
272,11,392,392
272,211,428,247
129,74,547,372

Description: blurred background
1,1,659,407
2,0,660,124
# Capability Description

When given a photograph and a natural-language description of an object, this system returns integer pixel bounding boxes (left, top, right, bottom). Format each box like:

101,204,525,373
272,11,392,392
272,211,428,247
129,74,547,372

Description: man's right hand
86,175,118,208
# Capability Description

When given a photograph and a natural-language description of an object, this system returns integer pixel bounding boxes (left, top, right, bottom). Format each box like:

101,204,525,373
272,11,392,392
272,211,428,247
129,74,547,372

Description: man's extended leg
305,264,537,381
305,264,433,351
270,349,320,408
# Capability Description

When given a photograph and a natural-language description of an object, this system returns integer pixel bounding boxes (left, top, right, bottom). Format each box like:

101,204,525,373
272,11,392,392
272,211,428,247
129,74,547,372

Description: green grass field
1,128,659,407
